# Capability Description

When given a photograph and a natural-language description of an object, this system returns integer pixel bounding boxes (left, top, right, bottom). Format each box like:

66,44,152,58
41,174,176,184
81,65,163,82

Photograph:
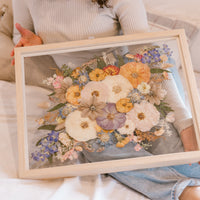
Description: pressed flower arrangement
32,44,176,164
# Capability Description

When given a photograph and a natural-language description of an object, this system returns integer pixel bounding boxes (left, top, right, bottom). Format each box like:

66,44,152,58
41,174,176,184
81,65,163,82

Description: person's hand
10,23,43,65
180,125,198,152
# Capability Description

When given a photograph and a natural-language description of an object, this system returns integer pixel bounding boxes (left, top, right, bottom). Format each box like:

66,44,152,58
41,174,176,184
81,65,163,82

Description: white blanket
0,80,149,200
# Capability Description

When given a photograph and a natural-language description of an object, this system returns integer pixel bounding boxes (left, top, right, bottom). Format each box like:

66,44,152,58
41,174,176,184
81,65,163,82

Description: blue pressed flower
127,88,144,104
162,44,173,57
47,131,59,142
58,108,66,119
74,71,90,87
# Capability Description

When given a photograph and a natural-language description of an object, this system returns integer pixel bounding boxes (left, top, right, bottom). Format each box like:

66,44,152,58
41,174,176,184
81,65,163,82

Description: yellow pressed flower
66,85,82,105
89,68,106,81
116,98,133,113
71,67,81,78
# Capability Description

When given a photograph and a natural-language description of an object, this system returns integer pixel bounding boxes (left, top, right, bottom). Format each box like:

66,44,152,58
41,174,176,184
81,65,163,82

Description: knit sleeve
12,0,34,44
112,0,149,34
163,73,193,134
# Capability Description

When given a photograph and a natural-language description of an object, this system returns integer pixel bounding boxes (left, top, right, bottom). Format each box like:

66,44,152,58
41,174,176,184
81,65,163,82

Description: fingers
15,23,26,37
11,58,15,66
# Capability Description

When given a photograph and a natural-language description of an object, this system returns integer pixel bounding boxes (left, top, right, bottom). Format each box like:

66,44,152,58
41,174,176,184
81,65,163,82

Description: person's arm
112,0,149,34
163,73,198,151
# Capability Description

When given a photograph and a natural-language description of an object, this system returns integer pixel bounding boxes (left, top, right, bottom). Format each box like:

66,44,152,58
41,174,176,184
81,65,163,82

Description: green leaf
154,101,174,118
38,124,57,130
48,103,66,112
48,155,53,163
48,92,56,96
150,68,171,74
36,138,43,146
117,55,125,67
61,64,73,77
97,57,107,69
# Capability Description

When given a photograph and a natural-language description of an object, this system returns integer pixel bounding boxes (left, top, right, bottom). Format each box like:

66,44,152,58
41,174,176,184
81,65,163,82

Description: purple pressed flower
141,53,151,64
96,103,126,130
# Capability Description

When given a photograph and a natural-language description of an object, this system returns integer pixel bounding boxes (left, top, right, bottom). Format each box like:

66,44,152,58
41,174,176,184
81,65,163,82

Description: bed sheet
0,80,149,200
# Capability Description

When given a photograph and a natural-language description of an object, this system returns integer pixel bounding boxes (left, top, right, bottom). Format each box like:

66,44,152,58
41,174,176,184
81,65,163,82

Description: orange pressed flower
89,68,106,81
103,65,119,76
119,62,151,88
66,85,82,105
116,98,133,113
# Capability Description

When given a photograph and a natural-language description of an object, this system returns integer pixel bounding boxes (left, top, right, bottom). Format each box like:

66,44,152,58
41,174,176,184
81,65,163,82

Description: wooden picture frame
15,29,200,179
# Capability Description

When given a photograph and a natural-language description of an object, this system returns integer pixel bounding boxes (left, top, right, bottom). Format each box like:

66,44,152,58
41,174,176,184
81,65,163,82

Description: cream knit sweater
12,0,192,134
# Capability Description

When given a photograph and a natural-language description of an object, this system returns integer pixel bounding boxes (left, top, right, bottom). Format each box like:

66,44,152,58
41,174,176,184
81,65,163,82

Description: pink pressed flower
134,144,142,151
53,76,64,89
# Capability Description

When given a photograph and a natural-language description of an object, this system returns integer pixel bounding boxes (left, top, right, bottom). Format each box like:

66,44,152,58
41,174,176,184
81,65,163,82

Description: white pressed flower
81,81,109,103
154,127,165,136
117,119,135,135
137,82,151,95
160,55,168,62
65,110,97,141
53,74,57,78
102,52,116,65
102,75,133,103
59,132,71,146
127,101,160,132
67,62,76,69
63,77,73,85
166,112,175,123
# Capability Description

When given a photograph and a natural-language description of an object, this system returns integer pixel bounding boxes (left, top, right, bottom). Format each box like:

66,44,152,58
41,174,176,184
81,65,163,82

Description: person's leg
109,167,200,200
83,142,200,200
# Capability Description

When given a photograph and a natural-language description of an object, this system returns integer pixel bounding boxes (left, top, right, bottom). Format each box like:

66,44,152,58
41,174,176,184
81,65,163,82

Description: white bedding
0,80,149,200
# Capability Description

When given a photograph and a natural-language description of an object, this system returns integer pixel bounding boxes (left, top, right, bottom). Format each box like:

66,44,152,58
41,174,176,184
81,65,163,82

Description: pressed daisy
116,98,133,113
103,65,119,76
96,103,126,130
89,68,106,81
65,110,97,141
160,54,168,62
120,62,151,88
117,119,135,135
78,96,106,120
137,82,151,95
145,82,167,105
66,85,82,105
102,75,133,103
127,101,160,132
81,81,109,102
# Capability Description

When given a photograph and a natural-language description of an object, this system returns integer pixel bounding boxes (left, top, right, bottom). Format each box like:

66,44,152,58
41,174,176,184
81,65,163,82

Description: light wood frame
15,29,200,179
